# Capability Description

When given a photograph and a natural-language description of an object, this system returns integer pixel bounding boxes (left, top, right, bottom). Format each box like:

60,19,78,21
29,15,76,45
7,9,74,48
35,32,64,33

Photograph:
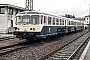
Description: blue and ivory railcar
75,20,84,31
14,11,84,40
62,17,76,33
15,11,66,40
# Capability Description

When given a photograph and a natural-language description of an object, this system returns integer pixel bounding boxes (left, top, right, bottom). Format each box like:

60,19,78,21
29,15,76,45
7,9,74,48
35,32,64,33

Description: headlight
30,28,32,30
30,28,35,31
33,28,35,31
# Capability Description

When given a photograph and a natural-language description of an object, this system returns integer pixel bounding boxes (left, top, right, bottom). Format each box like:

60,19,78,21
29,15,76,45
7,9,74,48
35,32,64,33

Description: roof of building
85,15,90,17
0,4,25,10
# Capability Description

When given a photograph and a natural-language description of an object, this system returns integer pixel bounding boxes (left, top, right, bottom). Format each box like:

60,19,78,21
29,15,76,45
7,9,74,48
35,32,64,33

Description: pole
89,4,90,29
25,0,33,11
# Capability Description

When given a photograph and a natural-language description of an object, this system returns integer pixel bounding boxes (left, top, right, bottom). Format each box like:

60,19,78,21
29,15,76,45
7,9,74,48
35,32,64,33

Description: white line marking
79,40,90,60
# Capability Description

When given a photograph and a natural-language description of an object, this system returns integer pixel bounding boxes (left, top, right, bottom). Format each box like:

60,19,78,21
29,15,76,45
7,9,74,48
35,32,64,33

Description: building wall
85,17,89,24
0,7,8,33
84,16,90,29
0,6,24,33
12,9,22,27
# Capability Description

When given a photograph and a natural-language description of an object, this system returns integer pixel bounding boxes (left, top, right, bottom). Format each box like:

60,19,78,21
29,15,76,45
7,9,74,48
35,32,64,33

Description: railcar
14,11,84,40
75,20,84,31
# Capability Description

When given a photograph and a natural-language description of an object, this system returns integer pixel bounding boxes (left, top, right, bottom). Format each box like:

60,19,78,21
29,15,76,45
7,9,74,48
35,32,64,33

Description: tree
64,14,75,18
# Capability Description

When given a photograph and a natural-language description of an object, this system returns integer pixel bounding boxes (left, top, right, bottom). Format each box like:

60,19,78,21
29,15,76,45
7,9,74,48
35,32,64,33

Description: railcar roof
18,11,61,18
17,11,84,23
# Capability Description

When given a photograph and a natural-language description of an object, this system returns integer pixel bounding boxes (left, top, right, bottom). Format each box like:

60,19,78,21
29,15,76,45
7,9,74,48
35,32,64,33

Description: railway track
39,31,90,60
0,36,15,41
0,37,52,56
0,40,29,56
0,30,89,59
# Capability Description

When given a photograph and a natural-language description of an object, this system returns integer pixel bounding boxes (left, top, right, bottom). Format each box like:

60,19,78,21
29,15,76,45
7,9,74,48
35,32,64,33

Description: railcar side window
41,15,43,24
44,16,46,23
70,21,73,25
16,16,22,24
72,22,74,25
56,18,59,25
31,15,39,24
60,19,62,25
65,20,66,25
69,21,70,25
48,17,51,25
67,20,69,25
53,18,55,25
62,20,64,25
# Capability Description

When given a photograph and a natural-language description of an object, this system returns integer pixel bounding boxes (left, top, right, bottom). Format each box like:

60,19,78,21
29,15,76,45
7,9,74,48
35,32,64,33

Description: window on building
0,7,5,14
16,9,18,15
8,8,13,15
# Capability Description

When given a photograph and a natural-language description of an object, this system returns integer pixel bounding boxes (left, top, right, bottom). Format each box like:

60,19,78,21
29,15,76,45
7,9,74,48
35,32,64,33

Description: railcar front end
14,13,45,40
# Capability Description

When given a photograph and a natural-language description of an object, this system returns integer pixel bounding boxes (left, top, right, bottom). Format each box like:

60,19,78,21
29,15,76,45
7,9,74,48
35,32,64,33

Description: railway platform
79,38,90,60
0,34,14,39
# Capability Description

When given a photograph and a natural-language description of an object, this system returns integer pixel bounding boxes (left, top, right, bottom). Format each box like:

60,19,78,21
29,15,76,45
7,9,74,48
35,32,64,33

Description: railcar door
43,16,47,38
75,22,77,31
64,20,67,33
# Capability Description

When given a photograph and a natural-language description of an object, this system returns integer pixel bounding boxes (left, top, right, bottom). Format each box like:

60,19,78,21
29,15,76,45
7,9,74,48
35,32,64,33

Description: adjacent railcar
75,20,84,31
14,11,84,40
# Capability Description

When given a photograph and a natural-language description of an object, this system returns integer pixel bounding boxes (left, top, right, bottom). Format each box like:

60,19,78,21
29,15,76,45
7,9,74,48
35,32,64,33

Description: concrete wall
0,7,8,33
85,17,89,24
0,6,24,33
84,16,90,29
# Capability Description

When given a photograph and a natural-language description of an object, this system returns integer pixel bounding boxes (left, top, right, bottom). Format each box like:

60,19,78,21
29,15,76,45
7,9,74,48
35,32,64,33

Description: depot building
0,4,25,33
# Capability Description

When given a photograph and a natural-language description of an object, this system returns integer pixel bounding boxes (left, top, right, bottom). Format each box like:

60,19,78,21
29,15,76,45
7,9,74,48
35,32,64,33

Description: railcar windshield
16,15,30,24
16,16,22,24
31,15,39,24
22,15,30,24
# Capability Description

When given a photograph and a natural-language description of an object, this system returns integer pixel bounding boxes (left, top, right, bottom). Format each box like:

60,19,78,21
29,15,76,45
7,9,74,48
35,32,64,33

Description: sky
0,0,90,17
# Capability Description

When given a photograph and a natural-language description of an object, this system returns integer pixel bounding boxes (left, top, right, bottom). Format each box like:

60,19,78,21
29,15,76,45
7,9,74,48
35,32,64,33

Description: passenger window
53,18,55,25
41,15,43,24
48,17,51,25
65,20,66,25
72,22,74,25
70,21,72,25
60,19,62,25
69,21,70,25
62,20,64,25
44,16,46,23
67,20,69,25
56,18,58,25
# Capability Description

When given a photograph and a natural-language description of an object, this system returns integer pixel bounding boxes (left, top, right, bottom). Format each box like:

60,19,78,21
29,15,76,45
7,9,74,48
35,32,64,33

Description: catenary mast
25,0,33,11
